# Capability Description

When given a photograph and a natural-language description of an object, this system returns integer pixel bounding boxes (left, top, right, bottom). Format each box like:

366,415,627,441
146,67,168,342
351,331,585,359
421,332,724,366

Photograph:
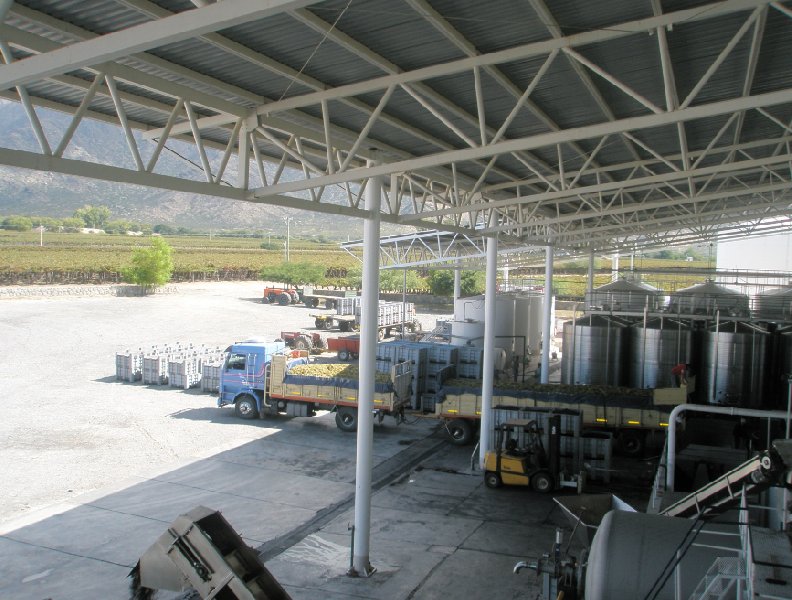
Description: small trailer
326,335,360,360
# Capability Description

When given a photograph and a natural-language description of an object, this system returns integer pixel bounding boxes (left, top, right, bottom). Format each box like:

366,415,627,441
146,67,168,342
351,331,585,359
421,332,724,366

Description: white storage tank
514,293,544,357
454,294,518,359
450,319,485,347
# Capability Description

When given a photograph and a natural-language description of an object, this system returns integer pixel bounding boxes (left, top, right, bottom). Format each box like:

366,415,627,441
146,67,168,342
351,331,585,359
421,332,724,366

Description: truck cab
217,341,288,418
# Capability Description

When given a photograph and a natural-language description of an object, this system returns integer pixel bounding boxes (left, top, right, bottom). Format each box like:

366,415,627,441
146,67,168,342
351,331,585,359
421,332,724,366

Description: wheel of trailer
294,336,312,351
446,419,474,446
484,471,502,489
377,329,385,341
338,349,350,361
311,298,320,308
618,430,646,458
235,395,258,420
278,293,291,306
335,406,358,432
326,299,337,309
325,319,336,330
531,470,554,493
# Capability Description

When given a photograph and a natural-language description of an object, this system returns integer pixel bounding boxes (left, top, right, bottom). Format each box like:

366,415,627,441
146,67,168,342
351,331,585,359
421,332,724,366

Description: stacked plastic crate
115,348,145,382
337,297,360,316
422,344,458,412
142,346,173,385
454,345,484,379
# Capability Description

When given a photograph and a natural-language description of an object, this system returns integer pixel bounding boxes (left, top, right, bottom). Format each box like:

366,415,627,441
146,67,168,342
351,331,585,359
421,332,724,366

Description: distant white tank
514,293,544,356
454,295,517,359
450,319,485,347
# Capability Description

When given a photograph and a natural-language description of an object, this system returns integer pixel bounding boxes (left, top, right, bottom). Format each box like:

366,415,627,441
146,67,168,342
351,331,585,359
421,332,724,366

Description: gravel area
0,282,448,529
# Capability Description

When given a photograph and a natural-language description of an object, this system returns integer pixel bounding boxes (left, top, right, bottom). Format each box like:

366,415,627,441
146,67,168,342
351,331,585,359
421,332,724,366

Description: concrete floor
0,409,612,600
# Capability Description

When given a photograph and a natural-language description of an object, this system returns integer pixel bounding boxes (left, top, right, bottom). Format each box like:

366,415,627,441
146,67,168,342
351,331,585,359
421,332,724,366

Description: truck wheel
377,329,385,341
235,395,259,420
484,471,502,489
338,349,350,361
325,320,336,330
446,419,474,445
618,430,646,457
335,407,358,432
531,471,554,493
339,321,351,332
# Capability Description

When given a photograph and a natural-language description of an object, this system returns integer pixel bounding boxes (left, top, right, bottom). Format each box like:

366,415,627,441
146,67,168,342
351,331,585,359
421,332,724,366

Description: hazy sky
717,232,792,271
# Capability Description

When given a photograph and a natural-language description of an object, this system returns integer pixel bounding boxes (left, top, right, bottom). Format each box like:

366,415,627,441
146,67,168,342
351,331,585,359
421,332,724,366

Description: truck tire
335,406,358,432
314,318,324,329
339,321,351,332
338,349,350,361
446,419,474,445
531,470,554,493
325,319,335,330
278,293,291,306
617,430,646,457
235,395,259,419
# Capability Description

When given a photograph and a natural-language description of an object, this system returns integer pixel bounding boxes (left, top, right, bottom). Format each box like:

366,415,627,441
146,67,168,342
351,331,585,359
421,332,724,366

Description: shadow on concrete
0,415,441,600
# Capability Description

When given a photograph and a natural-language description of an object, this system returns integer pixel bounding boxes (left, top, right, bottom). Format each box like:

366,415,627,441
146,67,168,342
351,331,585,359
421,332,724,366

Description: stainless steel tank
585,510,740,600
629,318,692,389
586,278,661,312
699,321,770,407
755,285,792,322
561,315,627,385
667,280,750,317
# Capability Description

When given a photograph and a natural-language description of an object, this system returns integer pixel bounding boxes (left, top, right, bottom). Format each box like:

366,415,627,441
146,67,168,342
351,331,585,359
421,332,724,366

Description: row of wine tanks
561,315,792,408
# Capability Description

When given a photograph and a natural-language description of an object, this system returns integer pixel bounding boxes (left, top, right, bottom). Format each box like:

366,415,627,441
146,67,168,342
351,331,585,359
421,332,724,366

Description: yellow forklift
483,415,583,493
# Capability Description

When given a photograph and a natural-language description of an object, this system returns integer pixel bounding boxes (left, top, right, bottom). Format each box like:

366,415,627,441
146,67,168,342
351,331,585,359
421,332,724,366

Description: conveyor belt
661,440,792,519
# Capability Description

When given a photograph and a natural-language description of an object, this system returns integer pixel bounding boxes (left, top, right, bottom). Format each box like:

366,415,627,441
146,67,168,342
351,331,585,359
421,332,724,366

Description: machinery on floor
130,506,290,600
516,439,792,600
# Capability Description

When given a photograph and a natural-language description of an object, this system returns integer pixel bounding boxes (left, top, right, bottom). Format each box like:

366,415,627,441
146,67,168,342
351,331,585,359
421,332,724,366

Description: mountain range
0,99,405,240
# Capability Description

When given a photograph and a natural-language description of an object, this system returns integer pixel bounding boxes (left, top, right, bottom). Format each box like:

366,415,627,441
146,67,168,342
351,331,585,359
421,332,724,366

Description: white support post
453,268,462,301
237,122,250,189
587,250,595,297
478,233,498,470
541,246,553,384
351,159,381,578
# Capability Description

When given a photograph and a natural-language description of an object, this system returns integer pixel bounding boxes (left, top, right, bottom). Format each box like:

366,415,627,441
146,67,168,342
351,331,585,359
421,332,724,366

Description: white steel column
453,268,462,300
587,250,595,297
540,246,554,384
478,234,498,470
351,162,381,577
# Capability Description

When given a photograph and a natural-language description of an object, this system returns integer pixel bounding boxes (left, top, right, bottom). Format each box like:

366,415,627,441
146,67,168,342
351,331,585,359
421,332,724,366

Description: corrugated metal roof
0,0,790,254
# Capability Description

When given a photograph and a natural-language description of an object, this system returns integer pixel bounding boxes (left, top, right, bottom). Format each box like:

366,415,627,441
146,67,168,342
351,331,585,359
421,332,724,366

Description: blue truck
217,341,413,431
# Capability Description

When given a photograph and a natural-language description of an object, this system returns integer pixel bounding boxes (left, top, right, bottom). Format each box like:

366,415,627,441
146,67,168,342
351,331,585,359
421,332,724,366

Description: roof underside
1,0,791,264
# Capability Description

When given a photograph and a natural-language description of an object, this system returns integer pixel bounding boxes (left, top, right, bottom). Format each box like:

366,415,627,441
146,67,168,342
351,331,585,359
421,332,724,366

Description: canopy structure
1,0,791,255
4,0,792,580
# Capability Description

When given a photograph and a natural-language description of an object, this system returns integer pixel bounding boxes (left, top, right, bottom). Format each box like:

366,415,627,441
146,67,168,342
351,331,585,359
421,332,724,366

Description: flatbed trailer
298,286,348,309
435,383,685,455
218,347,412,432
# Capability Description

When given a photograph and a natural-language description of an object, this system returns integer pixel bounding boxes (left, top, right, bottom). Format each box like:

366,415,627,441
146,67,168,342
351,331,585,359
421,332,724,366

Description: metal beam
0,0,321,90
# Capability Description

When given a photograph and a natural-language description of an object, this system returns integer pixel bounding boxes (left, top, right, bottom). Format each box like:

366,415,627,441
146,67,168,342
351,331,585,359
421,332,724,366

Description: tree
2,215,33,231
60,217,85,232
74,204,111,229
260,261,326,286
428,270,485,296
379,268,422,292
428,270,455,296
123,237,174,291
